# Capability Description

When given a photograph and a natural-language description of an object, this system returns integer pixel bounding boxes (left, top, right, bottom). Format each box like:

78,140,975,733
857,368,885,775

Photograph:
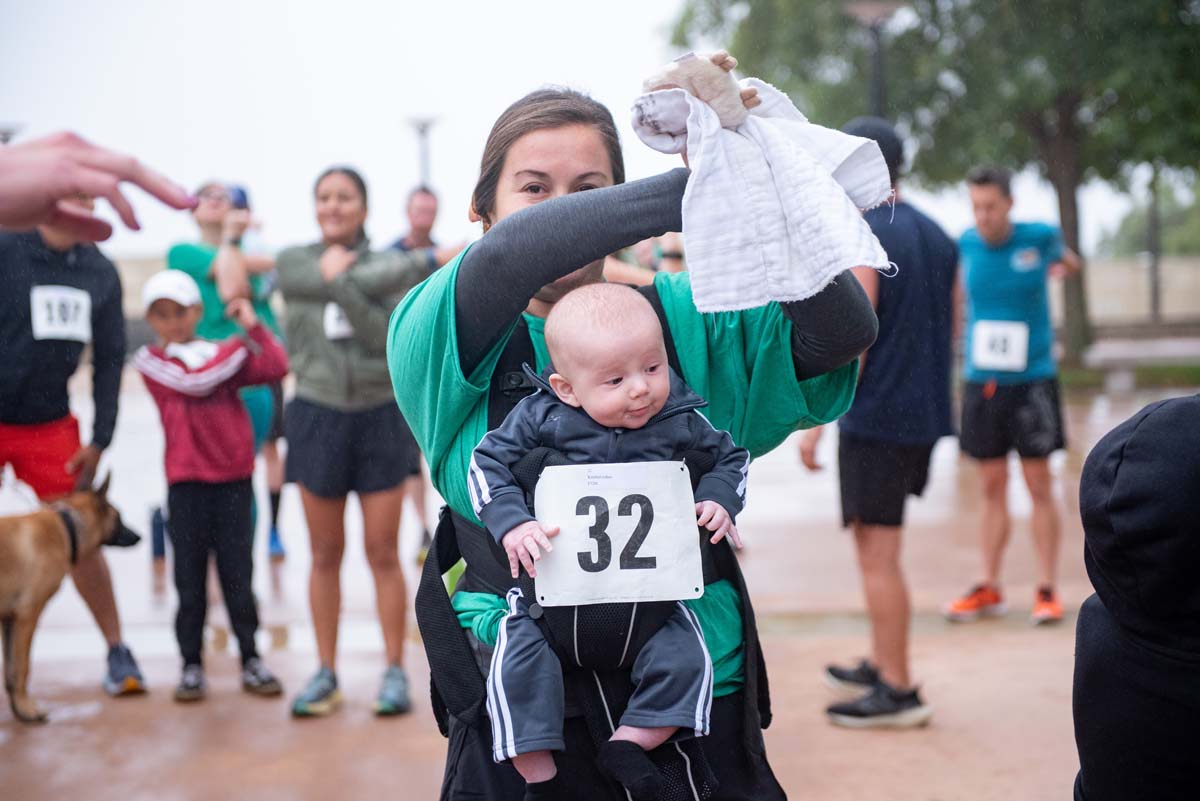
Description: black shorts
284,398,420,498
266,381,285,441
838,432,934,528
960,377,1066,460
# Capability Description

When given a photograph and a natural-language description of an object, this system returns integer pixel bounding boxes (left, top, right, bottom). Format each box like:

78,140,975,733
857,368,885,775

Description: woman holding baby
388,52,878,800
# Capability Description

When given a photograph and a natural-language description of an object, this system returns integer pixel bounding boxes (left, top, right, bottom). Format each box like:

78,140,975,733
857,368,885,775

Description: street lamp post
408,117,436,187
846,2,904,118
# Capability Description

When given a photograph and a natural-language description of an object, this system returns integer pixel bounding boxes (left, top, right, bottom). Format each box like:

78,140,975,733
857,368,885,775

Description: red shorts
0,415,82,501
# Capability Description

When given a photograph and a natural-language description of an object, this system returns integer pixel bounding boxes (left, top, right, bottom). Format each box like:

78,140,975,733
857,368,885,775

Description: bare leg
1020,458,1060,589
263,441,284,495
300,488,347,670
852,523,911,688
611,724,676,751
977,458,1010,586
360,485,407,666
512,751,557,782
403,460,428,533
70,551,121,647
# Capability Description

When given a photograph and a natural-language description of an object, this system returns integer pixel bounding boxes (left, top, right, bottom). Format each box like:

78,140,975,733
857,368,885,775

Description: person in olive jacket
276,165,455,718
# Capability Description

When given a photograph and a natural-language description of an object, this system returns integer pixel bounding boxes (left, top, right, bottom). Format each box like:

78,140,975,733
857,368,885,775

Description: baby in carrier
470,283,748,800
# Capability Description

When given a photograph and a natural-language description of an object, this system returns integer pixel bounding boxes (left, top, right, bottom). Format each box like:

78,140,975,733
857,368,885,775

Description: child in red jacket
134,270,288,703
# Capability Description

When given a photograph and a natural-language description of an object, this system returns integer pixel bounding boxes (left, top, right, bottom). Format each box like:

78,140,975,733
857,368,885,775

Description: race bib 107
972,320,1029,372
533,461,704,607
30,285,92,343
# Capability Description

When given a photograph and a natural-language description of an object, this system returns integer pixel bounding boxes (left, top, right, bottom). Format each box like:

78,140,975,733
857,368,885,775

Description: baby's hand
501,520,561,578
696,500,743,549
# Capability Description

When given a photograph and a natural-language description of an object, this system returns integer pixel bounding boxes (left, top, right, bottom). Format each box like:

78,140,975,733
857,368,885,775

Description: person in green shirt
388,79,877,801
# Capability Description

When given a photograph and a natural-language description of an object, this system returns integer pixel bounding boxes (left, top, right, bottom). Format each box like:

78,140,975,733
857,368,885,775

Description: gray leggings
486,588,713,762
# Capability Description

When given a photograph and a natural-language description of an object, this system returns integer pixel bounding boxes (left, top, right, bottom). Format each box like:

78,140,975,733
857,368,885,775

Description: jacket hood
524,363,706,425
1080,393,1200,653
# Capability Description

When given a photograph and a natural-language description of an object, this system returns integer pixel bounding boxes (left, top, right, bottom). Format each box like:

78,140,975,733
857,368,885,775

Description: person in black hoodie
1073,392,1200,800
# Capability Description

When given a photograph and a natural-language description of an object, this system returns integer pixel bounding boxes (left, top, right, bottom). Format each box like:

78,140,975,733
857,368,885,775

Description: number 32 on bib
533,461,705,607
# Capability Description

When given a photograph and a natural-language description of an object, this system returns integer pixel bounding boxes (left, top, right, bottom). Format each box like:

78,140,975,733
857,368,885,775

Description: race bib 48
533,461,705,606
30,285,92,343
972,320,1029,372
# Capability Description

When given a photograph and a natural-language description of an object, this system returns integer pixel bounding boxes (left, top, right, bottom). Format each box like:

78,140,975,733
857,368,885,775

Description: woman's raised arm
454,169,688,374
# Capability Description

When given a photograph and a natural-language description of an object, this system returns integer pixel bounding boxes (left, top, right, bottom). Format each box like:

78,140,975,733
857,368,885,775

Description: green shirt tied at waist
388,248,858,696
275,238,434,411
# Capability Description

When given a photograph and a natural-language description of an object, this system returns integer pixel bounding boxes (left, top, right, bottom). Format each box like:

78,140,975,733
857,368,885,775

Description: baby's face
552,320,671,430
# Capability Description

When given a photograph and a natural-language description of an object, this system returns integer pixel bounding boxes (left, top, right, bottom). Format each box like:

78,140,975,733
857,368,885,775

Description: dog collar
52,504,81,565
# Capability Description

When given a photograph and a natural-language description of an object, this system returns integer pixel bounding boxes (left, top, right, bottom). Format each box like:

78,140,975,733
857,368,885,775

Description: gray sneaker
291,667,341,717
241,657,283,696
104,643,146,696
375,664,411,716
174,664,207,703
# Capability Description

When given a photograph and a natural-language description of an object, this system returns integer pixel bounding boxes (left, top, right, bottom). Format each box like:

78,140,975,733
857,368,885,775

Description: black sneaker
826,681,932,729
241,657,283,696
174,664,207,702
104,642,147,696
823,659,879,694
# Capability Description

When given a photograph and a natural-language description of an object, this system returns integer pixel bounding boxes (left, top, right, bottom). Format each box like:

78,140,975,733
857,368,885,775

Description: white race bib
30,285,91,343
972,320,1029,372
533,461,704,607
323,302,354,340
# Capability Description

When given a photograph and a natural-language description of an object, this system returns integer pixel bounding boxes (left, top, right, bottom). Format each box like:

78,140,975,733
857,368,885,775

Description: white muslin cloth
631,78,894,313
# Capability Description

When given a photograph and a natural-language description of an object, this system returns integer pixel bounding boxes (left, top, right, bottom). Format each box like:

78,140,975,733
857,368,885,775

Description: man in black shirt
0,195,145,696
800,118,957,728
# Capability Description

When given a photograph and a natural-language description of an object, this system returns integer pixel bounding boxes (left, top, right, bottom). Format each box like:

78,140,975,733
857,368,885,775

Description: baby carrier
415,288,774,800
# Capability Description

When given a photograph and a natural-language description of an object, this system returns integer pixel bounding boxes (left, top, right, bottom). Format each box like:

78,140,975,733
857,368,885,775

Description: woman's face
489,124,615,303
316,172,368,246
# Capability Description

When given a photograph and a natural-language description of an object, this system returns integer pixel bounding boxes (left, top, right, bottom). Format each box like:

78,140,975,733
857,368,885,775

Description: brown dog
0,475,140,723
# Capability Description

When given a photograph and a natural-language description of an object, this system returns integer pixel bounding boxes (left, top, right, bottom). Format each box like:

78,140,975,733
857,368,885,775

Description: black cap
1080,394,1200,653
843,116,902,186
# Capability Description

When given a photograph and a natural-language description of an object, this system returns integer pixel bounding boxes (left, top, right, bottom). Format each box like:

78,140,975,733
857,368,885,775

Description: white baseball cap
142,270,202,312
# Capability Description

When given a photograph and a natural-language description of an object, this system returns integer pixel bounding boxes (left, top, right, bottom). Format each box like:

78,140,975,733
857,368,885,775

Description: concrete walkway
1,377,1191,800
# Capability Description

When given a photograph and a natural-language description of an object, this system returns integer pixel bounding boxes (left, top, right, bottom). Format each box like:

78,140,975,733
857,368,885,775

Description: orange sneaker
1031,587,1064,625
943,584,1007,622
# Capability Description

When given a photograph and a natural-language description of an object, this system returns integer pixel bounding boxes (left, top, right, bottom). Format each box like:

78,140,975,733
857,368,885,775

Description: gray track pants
486,587,713,762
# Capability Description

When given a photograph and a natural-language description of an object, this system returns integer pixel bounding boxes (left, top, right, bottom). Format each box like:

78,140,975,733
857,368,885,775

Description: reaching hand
225,297,258,329
696,500,743,549
0,131,194,242
799,427,824,472
222,208,252,243
65,445,102,491
319,244,357,282
501,520,561,578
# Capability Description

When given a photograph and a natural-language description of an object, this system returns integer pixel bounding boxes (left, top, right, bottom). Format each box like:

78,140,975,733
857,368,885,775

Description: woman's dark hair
472,88,625,226
314,165,369,243
966,165,1012,197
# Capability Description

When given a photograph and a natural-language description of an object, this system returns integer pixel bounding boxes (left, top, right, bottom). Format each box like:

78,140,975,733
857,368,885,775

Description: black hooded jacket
469,365,750,542
1073,393,1200,800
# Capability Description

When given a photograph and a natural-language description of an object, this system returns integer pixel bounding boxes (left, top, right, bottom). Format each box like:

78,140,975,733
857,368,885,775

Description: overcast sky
2,0,1133,258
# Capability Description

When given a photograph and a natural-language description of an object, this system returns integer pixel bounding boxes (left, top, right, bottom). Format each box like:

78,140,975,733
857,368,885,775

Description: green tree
1097,182,1200,258
674,0,1200,361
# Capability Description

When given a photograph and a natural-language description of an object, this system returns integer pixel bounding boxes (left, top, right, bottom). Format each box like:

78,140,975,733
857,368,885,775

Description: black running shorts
960,377,1066,460
284,397,420,498
838,432,935,528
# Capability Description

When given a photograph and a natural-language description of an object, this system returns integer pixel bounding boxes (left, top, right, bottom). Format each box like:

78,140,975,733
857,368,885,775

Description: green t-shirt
387,249,858,695
167,242,280,341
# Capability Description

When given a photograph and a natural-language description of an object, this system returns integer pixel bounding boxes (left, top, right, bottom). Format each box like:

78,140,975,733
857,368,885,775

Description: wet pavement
1,372,1192,801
